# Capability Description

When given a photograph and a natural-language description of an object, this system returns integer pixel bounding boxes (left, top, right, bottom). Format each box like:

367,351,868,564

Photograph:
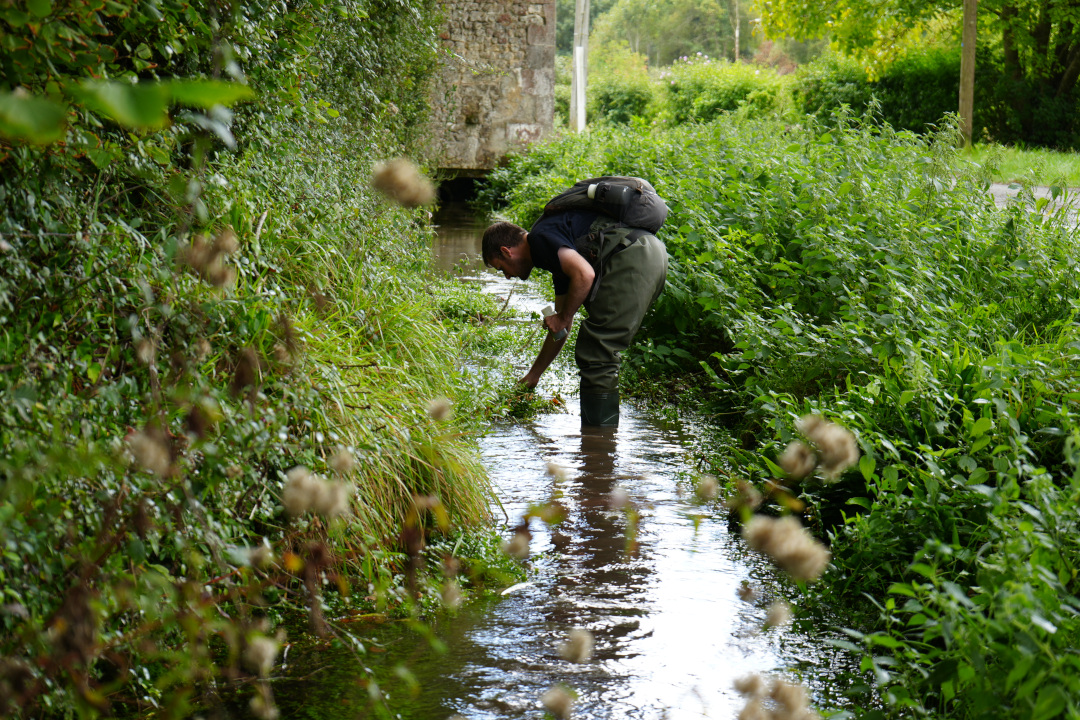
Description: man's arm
520,248,595,389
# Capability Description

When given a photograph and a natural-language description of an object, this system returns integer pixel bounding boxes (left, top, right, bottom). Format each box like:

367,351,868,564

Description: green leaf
167,80,255,108
1032,684,1067,720
859,455,876,481
971,416,993,437
846,496,872,510
87,363,102,384
26,0,52,18
70,80,171,129
0,91,67,143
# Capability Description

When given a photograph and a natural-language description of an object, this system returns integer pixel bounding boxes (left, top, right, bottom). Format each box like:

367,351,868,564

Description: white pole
571,0,590,132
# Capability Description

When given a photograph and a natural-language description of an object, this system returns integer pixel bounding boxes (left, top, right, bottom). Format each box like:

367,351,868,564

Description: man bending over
482,208,667,427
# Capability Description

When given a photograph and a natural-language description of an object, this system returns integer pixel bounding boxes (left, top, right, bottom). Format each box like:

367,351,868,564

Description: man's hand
542,313,571,336
518,373,540,390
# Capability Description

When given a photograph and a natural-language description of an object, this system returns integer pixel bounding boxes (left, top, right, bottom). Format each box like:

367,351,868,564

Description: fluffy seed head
442,579,462,609
136,338,156,365
282,466,318,516
725,480,763,511
329,447,355,475
733,673,767,698
737,582,758,603
609,486,631,509
546,461,568,481
557,628,594,663
765,600,791,629
540,685,574,719
428,397,452,421
371,158,435,208
696,474,719,501
796,415,859,481
778,440,817,480
741,515,830,582
128,431,170,477
502,531,530,560
314,481,352,520
737,698,768,720
244,634,279,677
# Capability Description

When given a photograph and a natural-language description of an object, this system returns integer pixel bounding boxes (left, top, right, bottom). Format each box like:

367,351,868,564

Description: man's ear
500,244,514,259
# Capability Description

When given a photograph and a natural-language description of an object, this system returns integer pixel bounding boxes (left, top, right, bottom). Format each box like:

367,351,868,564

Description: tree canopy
757,0,1080,98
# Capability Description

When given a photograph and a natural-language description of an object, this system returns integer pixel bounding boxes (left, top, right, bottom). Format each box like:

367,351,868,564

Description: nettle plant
488,111,1080,717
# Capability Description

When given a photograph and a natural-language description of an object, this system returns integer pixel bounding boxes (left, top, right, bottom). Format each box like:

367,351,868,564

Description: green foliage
660,55,791,123
487,113,1080,717
590,0,753,66
587,42,656,124
0,0,498,717
791,47,1080,149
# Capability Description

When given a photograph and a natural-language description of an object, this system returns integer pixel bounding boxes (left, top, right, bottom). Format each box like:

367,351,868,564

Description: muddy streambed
257,205,856,719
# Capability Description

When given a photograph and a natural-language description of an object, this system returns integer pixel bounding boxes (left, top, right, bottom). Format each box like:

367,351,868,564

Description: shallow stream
261,204,853,719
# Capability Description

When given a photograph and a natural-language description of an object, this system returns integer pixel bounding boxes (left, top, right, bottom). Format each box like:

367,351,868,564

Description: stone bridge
430,0,556,174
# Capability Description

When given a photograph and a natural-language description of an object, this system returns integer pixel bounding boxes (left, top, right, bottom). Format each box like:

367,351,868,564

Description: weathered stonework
430,0,556,172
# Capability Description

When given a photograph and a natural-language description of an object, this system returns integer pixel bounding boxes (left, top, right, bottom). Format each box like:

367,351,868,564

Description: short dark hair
481,221,527,265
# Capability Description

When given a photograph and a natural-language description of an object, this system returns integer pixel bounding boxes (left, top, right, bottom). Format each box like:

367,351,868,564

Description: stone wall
430,0,556,172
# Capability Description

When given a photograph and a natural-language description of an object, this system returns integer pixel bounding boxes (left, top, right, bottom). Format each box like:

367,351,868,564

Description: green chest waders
576,225,668,427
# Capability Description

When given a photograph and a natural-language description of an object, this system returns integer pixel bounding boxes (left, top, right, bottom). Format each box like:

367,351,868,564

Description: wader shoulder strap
579,225,651,303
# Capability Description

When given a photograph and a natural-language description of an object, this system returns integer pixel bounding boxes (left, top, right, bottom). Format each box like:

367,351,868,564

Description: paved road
988,182,1080,211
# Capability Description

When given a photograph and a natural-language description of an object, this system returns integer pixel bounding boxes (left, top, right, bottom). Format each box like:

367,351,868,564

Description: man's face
490,244,532,280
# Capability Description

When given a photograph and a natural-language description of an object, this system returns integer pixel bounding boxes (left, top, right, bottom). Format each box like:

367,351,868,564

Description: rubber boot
581,392,620,428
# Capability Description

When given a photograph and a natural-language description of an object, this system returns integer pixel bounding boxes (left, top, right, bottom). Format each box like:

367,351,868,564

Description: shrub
662,56,791,123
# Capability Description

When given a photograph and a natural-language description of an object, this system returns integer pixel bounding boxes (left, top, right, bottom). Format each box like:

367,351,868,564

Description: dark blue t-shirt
527,211,600,295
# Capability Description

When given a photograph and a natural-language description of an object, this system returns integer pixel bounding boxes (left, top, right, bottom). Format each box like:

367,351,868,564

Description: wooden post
959,0,977,146
570,0,590,132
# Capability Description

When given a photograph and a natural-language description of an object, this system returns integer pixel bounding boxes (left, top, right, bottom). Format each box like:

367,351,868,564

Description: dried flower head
609,486,631,510
764,600,791,629
0,237,11,253
733,673,767,698
282,466,319,517
742,515,831,582
546,461,568,481
540,685,574,719
502,530,531,560
557,628,594,663
796,415,859,481
249,693,280,720
770,678,810,714
371,158,435,208
180,233,237,287
128,430,170,477
725,480,763,511
244,634,279,677
737,698,768,720
696,474,719,501
313,481,352,520
213,227,239,255
428,397,452,421
195,338,212,361
441,579,462,609
778,440,816,480
737,581,758,603
136,338,156,365
329,447,355,475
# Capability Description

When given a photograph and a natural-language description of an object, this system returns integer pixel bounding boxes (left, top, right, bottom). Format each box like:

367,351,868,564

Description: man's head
482,221,533,280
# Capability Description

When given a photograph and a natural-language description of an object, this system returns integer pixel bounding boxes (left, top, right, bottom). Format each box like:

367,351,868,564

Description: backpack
538,176,669,302
540,176,668,233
